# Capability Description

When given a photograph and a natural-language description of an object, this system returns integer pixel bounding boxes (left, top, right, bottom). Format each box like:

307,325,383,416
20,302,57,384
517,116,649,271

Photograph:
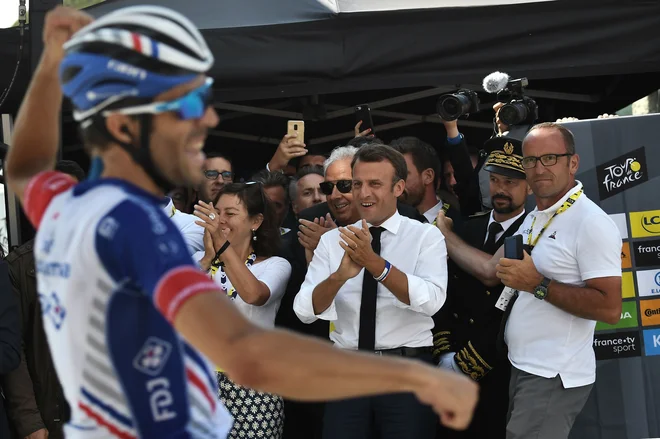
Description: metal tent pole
2,114,21,249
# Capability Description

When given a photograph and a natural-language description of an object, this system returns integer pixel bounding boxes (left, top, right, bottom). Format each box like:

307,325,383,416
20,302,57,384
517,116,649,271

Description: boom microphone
483,71,510,94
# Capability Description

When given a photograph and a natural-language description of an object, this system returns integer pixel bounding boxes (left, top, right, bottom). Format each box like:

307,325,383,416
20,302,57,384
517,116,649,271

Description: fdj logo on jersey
39,292,66,330
596,147,648,200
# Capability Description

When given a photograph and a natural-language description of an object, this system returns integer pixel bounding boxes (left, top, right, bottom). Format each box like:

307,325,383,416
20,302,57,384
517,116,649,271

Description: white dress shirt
294,211,448,350
484,210,526,244
423,199,445,224
162,197,205,255
505,182,622,388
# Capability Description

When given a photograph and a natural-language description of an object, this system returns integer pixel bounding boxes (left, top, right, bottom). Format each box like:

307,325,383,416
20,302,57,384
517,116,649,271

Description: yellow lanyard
169,205,176,218
527,189,583,248
431,203,451,226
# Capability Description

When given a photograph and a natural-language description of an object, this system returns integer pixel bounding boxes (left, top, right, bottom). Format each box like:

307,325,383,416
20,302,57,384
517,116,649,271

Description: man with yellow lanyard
435,122,622,439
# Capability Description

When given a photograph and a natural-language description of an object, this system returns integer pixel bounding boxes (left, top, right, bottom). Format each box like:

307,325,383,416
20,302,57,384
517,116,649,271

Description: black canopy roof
85,0,660,101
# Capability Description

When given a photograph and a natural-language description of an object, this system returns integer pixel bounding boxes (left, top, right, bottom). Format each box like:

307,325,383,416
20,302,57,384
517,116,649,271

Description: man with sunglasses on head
7,6,477,439
435,122,622,439
199,151,234,203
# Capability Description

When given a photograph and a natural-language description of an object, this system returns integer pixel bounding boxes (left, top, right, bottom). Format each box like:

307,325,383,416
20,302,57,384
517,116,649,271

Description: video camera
484,72,538,126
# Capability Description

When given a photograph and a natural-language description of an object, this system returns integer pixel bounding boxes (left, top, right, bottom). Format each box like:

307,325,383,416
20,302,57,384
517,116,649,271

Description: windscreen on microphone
483,71,510,94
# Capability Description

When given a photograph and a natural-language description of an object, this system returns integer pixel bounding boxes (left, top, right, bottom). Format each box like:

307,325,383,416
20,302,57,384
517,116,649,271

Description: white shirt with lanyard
503,181,622,388
494,189,582,311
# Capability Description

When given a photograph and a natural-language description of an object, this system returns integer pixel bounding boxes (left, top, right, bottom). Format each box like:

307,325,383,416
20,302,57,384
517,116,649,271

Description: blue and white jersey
25,172,232,439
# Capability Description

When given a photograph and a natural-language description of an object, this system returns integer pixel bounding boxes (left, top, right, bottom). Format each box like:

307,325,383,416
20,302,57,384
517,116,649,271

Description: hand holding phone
287,120,305,142
354,104,375,135
504,235,524,260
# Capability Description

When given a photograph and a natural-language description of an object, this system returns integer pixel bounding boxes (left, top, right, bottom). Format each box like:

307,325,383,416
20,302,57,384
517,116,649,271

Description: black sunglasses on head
319,180,352,196
204,170,234,180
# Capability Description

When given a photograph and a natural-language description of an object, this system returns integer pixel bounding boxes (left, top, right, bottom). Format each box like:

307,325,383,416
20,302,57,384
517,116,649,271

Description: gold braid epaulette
433,331,452,359
454,341,493,381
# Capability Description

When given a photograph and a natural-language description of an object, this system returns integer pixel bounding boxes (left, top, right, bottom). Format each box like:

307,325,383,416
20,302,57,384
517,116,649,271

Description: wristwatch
533,277,552,300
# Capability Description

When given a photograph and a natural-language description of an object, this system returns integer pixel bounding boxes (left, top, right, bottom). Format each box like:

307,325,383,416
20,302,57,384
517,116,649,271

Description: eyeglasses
204,170,234,181
103,77,214,120
319,180,352,196
521,153,572,169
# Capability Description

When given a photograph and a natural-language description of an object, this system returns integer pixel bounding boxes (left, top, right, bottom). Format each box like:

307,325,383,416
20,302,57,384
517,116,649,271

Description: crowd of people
0,4,624,439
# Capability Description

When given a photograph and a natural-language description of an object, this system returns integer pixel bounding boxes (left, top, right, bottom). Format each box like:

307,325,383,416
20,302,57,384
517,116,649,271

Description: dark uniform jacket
433,210,527,378
2,240,69,439
433,210,527,439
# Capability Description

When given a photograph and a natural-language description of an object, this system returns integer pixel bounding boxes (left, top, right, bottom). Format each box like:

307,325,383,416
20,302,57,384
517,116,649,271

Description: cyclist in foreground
5,6,477,438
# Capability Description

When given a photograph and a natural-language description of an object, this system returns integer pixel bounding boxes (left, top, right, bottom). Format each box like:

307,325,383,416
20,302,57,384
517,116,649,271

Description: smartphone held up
354,104,375,134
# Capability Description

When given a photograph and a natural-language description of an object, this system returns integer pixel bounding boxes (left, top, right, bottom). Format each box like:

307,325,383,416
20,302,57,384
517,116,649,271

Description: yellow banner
629,210,660,238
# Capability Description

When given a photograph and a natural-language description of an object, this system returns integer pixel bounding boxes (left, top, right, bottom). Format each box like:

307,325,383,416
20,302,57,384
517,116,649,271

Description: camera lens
438,94,471,121
499,101,529,126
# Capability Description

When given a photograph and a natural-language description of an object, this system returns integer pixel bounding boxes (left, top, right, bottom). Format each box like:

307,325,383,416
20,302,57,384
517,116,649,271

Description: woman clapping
194,182,291,439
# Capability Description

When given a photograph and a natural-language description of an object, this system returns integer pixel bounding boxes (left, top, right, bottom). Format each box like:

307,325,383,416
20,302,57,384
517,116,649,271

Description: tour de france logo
596,146,648,201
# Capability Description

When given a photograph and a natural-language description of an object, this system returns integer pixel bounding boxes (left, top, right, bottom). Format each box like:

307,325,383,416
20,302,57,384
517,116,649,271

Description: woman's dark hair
214,182,280,258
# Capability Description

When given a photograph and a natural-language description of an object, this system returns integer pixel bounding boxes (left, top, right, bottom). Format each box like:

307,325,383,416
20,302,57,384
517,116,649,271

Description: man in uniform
433,136,531,438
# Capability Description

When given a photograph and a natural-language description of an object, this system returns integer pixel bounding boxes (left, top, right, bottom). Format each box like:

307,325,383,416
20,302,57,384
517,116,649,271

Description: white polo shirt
505,181,622,388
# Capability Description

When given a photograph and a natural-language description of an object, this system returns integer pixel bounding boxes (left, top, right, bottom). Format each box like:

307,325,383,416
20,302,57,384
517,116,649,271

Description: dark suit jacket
440,136,483,217
0,260,22,439
433,210,527,380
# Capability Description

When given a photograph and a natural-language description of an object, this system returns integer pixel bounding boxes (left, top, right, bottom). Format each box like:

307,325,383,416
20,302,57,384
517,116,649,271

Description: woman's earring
252,229,257,241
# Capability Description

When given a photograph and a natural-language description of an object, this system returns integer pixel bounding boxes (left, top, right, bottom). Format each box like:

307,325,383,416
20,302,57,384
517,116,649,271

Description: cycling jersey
25,171,232,439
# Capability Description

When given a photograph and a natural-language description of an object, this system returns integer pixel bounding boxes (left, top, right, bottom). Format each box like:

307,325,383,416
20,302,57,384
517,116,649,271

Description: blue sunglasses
103,78,214,120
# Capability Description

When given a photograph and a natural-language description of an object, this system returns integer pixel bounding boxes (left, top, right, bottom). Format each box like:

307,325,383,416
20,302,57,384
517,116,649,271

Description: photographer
435,123,622,439
435,97,484,217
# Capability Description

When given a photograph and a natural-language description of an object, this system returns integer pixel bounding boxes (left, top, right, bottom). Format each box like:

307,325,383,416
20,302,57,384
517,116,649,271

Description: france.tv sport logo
634,240,660,267
593,330,640,360
596,147,648,201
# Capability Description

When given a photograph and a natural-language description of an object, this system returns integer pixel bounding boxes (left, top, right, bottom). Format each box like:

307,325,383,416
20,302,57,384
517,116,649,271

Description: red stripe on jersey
154,266,219,323
24,171,76,229
79,403,137,439
186,367,216,412
131,33,142,52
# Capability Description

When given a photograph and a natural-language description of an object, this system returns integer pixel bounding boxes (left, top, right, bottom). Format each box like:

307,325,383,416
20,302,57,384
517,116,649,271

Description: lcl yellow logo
630,210,660,238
